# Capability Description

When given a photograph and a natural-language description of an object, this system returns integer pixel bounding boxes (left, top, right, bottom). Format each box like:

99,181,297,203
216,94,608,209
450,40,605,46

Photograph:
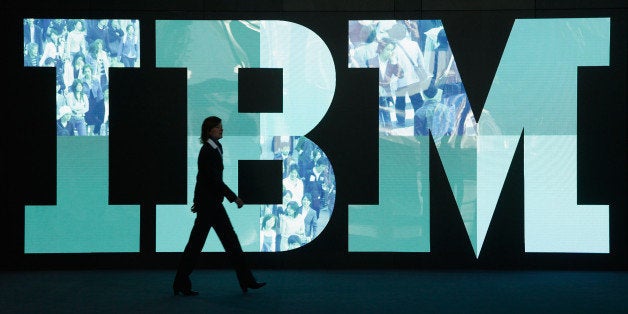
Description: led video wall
20,16,616,262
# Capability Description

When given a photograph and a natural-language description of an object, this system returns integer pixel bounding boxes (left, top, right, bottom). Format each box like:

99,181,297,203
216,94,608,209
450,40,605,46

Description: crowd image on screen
24,18,140,136
259,136,336,252
349,20,475,146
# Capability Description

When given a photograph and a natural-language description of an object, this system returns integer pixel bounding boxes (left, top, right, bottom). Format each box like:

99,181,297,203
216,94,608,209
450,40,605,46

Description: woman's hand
235,197,244,208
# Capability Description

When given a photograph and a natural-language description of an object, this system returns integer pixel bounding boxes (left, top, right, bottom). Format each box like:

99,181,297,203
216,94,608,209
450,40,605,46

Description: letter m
438,18,610,257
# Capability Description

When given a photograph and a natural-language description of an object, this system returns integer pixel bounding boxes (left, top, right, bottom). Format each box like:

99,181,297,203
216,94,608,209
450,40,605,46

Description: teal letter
348,18,610,256
24,19,140,253
347,20,434,252
476,18,610,254
155,20,336,252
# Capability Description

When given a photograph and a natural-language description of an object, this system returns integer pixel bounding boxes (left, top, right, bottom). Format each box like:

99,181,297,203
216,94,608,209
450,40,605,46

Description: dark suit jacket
193,140,237,208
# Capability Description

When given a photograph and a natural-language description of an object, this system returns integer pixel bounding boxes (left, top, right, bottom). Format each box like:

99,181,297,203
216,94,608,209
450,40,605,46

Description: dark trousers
396,92,425,135
174,204,254,289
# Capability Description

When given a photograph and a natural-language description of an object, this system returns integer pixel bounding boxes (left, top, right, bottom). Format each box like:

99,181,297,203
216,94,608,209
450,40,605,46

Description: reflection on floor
1,269,627,313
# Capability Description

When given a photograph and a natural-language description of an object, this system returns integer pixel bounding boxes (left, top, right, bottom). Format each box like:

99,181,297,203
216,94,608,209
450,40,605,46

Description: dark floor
1,269,627,313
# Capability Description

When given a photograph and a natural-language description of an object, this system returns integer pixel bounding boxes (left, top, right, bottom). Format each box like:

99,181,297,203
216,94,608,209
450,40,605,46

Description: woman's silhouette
173,116,266,295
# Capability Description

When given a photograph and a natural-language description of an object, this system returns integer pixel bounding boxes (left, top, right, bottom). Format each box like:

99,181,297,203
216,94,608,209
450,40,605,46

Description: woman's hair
286,201,301,217
261,214,276,229
82,63,93,75
47,27,60,40
71,79,83,93
73,52,85,66
288,164,300,176
200,116,221,144
89,39,104,54
287,234,302,246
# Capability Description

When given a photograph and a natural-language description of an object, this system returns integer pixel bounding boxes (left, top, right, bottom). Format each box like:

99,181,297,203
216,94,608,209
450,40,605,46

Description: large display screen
22,17,613,259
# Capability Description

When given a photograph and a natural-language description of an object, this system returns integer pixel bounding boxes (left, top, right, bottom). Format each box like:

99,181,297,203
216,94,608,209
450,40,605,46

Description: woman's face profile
209,123,223,140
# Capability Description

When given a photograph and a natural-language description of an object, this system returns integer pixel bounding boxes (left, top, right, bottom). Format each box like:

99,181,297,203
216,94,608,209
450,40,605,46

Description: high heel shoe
239,281,266,293
173,287,199,296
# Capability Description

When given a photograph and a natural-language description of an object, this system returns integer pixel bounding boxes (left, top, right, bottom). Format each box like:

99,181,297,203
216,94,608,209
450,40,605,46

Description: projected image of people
349,20,472,144
23,18,140,136
259,135,336,252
